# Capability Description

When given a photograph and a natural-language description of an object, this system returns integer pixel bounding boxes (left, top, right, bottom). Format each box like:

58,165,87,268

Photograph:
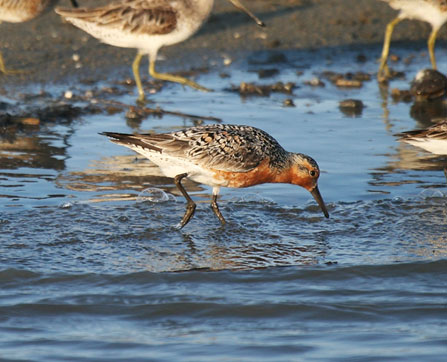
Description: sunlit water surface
1,47,446,361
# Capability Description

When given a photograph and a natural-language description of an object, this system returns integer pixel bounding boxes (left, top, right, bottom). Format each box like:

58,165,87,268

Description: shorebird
0,0,78,74
378,0,447,81
395,120,447,179
55,0,265,101
102,124,329,228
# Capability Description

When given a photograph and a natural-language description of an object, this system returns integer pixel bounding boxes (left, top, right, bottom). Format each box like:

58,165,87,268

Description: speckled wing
55,0,177,35
397,121,447,140
143,125,288,172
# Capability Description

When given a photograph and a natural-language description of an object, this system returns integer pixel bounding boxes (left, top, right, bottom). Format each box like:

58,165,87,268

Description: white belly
65,17,202,53
405,138,447,155
131,147,230,187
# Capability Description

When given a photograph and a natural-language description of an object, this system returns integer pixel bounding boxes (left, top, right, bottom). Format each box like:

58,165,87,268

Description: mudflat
0,0,443,85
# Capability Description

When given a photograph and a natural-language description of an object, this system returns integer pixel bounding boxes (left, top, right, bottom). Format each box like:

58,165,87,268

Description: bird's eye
309,170,317,177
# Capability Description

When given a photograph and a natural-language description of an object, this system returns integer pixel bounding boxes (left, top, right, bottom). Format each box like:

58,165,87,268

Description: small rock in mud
356,54,367,63
117,78,136,87
351,72,371,82
410,69,447,101
105,106,122,115
283,99,295,107
257,68,279,78
304,77,325,87
321,71,371,88
267,39,281,48
79,78,97,86
101,86,125,95
233,81,295,96
238,82,269,96
320,71,340,83
271,82,294,93
390,54,400,62
18,118,40,126
36,103,83,121
335,78,363,88
391,88,413,103
339,99,364,116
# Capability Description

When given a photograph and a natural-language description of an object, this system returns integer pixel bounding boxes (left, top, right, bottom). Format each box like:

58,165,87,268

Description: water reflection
0,130,68,170
0,99,81,203
56,155,205,202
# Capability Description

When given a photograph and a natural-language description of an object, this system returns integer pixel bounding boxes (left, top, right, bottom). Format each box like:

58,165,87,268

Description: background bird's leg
427,26,440,69
174,173,196,228
378,16,402,82
132,52,145,101
148,55,212,92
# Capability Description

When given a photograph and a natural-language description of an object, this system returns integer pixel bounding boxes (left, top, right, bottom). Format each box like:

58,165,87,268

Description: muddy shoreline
1,0,445,88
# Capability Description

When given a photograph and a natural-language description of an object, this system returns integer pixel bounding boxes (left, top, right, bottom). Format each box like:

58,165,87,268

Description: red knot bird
102,124,329,229
378,0,447,81
396,120,447,179
55,0,265,102
0,0,78,74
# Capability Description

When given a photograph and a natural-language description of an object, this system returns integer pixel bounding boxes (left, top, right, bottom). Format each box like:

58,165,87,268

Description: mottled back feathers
103,124,291,173
55,0,177,35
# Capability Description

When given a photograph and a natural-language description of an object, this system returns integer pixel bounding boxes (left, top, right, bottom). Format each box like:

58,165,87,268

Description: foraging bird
102,124,329,229
0,0,78,74
55,0,265,101
378,0,447,81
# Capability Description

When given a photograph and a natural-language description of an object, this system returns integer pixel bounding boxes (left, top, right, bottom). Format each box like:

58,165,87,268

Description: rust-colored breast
212,158,291,188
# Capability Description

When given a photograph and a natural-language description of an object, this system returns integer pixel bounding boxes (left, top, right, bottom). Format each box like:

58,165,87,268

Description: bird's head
289,153,329,218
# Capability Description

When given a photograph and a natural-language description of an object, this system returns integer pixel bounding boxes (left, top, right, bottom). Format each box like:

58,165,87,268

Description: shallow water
1,46,446,360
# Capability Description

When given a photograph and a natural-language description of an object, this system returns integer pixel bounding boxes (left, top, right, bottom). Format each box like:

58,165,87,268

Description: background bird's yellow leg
148,58,211,92
378,16,402,81
427,27,439,69
132,52,145,101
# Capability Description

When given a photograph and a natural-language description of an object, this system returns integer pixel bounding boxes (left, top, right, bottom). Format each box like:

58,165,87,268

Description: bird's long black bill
310,186,329,218
70,0,79,7
228,0,265,27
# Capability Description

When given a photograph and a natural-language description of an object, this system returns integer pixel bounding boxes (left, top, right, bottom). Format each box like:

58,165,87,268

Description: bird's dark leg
174,173,196,228
444,167,447,183
210,193,226,225
70,0,79,7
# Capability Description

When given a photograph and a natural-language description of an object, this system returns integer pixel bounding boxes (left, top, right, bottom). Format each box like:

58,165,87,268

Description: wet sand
1,0,445,87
